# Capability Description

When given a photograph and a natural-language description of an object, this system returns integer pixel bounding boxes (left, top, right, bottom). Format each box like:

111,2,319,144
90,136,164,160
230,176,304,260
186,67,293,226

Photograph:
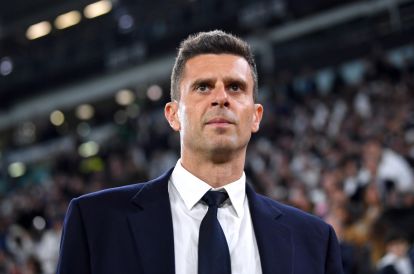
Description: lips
205,117,236,128
206,118,233,124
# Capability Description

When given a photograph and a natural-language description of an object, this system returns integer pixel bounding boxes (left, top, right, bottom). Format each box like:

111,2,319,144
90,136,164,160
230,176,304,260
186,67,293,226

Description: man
57,30,344,274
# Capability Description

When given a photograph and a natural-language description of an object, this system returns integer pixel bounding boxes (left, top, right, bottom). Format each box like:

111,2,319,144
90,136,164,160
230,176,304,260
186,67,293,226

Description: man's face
165,54,263,158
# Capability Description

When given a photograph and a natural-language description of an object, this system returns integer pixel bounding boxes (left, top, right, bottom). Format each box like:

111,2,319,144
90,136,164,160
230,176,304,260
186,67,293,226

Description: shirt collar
171,159,246,217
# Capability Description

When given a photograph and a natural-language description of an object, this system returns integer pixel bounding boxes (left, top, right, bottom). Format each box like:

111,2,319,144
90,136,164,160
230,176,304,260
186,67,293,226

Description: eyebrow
223,77,248,90
190,77,248,89
190,78,215,89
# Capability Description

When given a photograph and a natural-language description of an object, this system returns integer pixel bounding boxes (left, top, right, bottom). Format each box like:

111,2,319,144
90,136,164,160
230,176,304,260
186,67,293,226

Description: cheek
179,106,198,132
238,115,253,134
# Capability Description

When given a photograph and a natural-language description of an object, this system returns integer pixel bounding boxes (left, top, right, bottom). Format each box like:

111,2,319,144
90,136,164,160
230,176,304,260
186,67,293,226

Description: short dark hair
170,30,258,101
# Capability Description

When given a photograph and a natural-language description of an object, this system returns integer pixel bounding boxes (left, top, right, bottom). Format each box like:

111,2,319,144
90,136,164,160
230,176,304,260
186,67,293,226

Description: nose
211,83,229,108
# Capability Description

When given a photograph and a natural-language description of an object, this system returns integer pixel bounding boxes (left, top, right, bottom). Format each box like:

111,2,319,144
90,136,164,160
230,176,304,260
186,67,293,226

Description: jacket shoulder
256,193,330,233
72,168,173,210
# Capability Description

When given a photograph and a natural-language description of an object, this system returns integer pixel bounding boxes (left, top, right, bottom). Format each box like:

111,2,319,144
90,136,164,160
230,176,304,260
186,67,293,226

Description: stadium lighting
78,141,100,158
117,13,134,32
55,10,82,29
84,0,112,19
0,57,13,76
147,85,163,101
115,89,135,106
8,162,26,178
76,104,95,120
33,216,46,231
26,21,52,40
50,110,65,126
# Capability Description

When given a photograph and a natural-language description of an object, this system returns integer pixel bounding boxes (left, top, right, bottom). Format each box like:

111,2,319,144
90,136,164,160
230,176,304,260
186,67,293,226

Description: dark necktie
198,190,231,274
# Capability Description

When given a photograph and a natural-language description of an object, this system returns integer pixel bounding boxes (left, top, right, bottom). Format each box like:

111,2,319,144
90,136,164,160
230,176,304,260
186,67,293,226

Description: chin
207,142,244,161
208,139,237,151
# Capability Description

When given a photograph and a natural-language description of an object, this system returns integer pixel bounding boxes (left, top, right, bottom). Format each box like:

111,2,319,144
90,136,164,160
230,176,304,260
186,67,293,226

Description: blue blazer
57,169,344,274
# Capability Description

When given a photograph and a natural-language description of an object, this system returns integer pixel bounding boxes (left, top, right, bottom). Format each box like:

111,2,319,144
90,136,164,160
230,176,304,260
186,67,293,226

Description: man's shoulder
254,192,329,230
72,168,173,209
71,182,144,211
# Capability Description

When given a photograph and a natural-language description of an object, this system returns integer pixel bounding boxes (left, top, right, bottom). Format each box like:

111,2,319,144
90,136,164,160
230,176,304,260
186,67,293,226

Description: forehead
182,54,253,83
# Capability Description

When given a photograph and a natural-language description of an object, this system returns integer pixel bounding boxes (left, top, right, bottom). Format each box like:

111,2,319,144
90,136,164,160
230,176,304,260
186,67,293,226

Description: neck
180,151,246,188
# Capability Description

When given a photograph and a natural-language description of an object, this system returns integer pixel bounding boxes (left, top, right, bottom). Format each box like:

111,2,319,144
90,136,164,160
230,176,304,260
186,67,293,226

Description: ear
165,101,181,131
251,103,263,133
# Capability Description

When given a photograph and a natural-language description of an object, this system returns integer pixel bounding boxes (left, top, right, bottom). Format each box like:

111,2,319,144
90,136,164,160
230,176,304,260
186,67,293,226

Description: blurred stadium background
1,0,414,273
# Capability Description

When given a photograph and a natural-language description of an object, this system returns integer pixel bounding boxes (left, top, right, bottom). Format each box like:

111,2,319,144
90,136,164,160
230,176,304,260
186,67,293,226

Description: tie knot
202,191,229,207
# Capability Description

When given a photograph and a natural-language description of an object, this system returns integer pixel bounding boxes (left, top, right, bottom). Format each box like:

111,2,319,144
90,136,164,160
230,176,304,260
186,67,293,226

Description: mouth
205,118,235,127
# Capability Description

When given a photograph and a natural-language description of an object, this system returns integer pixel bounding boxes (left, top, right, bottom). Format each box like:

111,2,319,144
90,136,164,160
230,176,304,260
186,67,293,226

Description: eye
195,83,210,93
228,83,241,92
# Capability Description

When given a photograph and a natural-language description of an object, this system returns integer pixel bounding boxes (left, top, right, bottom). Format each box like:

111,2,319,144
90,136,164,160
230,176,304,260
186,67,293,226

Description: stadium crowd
1,48,414,274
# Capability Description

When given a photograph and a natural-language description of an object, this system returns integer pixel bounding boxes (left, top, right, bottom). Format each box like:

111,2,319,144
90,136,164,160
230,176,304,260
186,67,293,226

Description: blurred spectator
35,219,62,274
377,233,413,274
361,138,414,204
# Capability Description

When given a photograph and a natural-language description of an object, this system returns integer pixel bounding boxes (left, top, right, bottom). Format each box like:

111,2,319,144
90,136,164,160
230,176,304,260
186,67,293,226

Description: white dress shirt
168,160,262,274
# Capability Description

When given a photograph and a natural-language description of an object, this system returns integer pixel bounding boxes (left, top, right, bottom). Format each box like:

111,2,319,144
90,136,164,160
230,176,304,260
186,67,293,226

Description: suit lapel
126,170,294,274
246,184,293,274
127,169,175,274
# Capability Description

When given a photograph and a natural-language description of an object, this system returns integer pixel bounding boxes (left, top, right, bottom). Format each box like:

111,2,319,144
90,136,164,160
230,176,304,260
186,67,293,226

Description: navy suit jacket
57,168,344,274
